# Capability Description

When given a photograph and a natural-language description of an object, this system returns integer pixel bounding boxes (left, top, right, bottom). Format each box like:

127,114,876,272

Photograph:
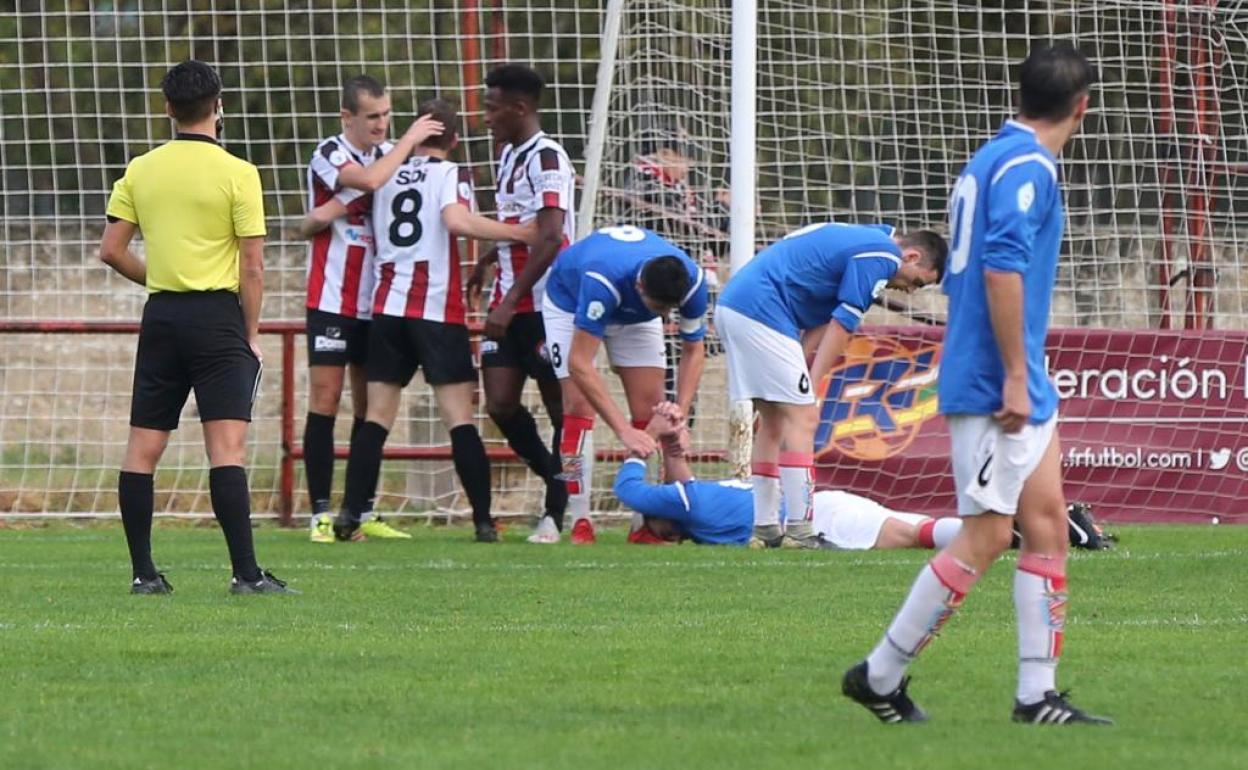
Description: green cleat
309,513,335,544
358,517,411,540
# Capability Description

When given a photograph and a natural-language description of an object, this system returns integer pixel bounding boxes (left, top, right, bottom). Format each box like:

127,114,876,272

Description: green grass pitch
1,523,1245,770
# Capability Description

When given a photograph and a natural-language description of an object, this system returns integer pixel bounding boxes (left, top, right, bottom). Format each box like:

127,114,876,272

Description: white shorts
541,296,664,380
948,414,1058,517
716,305,814,405
811,490,926,550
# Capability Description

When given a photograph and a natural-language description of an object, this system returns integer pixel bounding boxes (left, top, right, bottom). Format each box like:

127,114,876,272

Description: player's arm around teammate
99,60,290,594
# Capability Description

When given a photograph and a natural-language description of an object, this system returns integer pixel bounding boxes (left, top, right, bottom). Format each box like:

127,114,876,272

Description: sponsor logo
1046,588,1068,630
313,335,347,353
328,149,348,167
586,301,606,321
343,227,374,247
871,279,887,300
480,340,499,354
1238,448,1248,473
815,335,941,461
539,169,564,192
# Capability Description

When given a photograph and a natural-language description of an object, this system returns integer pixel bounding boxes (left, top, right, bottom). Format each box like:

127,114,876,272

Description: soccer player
466,64,575,544
617,408,1109,552
302,99,535,543
716,223,947,548
840,45,1111,726
542,226,709,543
98,60,291,594
303,75,444,543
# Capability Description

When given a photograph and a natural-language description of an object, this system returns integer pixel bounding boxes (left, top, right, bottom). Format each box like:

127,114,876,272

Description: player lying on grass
715,222,947,549
541,225,709,544
615,406,1112,551
300,99,537,543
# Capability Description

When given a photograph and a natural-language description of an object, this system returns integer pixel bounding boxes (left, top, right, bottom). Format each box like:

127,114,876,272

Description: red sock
918,519,937,549
559,415,594,495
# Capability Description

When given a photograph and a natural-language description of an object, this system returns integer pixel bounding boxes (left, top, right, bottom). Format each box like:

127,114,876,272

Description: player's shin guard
779,451,814,532
342,421,388,521
560,415,594,521
450,425,493,529
1015,553,1068,705
750,462,781,527
118,471,158,580
208,466,260,582
865,551,981,695
302,412,336,512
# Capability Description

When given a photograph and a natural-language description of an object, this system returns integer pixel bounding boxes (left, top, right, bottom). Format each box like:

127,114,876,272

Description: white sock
866,552,980,695
750,473,781,527
932,518,961,548
570,430,594,522
1015,553,1067,704
778,452,813,527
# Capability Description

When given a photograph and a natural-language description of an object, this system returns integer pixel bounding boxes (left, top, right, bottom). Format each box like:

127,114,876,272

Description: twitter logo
1209,448,1231,471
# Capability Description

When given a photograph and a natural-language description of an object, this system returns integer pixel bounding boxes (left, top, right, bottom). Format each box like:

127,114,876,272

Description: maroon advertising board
813,326,1248,524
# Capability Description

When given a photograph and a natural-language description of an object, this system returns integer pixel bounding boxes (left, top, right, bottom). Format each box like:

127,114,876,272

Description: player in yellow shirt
98,60,292,595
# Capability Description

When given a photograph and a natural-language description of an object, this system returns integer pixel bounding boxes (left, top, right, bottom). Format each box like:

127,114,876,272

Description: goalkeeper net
2,1,1246,521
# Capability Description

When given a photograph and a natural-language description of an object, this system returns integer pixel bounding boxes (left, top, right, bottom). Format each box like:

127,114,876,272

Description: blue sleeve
983,159,1056,274
677,266,709,342
573,271,621,338
831,253,899,332
612,459,693,523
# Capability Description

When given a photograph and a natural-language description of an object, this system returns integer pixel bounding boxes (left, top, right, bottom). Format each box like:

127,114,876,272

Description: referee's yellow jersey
106,134,267,293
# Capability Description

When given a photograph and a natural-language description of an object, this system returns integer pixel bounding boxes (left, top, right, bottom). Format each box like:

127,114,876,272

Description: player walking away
303,75,444,543
617,407,1112,551
466,64,574,544
716,223,946,549
302,100,535,543
841,45,1112,726
98,60,291,594
542,226,709,543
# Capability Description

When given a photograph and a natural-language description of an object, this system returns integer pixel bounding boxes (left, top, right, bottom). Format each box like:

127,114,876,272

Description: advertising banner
814,326,1248,523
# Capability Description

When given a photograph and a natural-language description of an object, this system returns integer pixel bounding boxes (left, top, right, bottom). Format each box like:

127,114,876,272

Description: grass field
1,522,1245,770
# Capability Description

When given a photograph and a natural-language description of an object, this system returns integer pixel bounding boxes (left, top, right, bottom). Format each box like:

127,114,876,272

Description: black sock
547,418,565,530
303,412,336,511
351,416,365,443
209,466,260,582
450,424,492,528
494,407,560,480
118,471,158,580
343,421,388,520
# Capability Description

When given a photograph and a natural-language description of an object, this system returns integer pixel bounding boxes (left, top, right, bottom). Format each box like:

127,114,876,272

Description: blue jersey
939,120,1063,423
612,460,752,545
544,226,708,341
717,223,901,340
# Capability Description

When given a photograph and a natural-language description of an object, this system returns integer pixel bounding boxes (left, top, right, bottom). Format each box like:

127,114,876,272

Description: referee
98,60,292,595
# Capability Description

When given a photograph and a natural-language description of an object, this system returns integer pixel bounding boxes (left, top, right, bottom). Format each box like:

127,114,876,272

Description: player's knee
308,382,342,414
487,402,520,425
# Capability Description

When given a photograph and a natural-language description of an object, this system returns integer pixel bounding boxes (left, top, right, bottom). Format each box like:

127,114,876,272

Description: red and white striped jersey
490,131,575,313
370,155,474,324
305,134,394,319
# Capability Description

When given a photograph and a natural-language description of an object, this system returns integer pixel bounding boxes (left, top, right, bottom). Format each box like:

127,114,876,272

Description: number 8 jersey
370,155,475,324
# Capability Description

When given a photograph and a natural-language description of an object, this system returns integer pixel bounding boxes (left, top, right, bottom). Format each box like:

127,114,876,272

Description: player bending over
302,74,444,542
542,225,709,544
616,408,1109,552
841,44,1112,726
301,99,535,543
717,223,946,548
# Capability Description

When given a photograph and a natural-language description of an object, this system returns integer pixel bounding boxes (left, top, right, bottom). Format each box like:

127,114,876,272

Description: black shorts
479,310,556,382
129,291,262,431
366,315,476,387
306,308,370,367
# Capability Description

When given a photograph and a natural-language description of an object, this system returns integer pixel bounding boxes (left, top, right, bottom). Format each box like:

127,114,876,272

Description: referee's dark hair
342,75,386,114
899,229,949,279
640,255,691,308
161,60,222,124
485,64,545,106
1018,44,1098,122
416,98,458,150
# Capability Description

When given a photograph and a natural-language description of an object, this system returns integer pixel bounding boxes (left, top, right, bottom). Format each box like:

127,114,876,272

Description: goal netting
2,2,1246,522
